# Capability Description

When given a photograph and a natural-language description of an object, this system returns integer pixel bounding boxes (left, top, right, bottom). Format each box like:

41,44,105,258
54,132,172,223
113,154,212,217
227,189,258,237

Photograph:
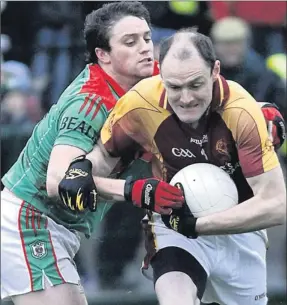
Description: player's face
162,54,219,125
108,16,154,81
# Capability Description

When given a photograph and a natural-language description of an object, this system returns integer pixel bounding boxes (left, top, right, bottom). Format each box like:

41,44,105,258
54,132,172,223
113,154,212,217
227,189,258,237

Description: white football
170,163,238,218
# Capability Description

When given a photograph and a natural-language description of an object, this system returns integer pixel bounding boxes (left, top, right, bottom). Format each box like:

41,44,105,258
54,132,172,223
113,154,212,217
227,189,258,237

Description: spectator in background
211,17,286,118
31,2,84,110
209,1,286,58
1,60,44,188
1,59,44,131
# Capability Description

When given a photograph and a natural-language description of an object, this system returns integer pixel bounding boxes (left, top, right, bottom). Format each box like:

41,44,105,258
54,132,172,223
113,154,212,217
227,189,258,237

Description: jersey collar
211,75,230,111
85,61,160,98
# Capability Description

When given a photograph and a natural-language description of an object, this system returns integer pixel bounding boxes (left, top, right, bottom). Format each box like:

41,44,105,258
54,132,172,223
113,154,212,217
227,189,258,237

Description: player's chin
137,66,154,78
177,111,202,124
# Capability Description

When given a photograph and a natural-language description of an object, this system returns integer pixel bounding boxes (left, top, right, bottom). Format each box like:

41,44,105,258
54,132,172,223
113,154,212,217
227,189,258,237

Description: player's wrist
69,155,93,171
124,176,134,202
124,177,162,211
181,216,198,239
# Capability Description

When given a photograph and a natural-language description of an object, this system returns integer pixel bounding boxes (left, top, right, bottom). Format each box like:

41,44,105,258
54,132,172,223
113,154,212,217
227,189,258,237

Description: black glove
161,182,198,238
58,155,97,212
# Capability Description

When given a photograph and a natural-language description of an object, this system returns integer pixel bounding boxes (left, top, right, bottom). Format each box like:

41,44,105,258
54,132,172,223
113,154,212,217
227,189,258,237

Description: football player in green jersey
1,2,184,305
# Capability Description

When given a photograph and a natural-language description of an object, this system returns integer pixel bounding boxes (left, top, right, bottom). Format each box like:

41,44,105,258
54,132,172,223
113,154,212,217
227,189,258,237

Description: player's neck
100,64,136,92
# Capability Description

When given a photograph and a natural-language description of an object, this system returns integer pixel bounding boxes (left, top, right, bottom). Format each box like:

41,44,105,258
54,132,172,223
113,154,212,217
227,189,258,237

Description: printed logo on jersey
216,138,229,156
220,161,240,175
190,134,208,146
59,116,99,144
172,148,195,158
201,148,208,161
30,241,48,259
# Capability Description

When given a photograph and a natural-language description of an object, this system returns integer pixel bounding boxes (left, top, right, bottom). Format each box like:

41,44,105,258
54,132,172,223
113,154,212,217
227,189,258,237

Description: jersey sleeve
223,99,280,178
101,90,149,158
54,93,108,153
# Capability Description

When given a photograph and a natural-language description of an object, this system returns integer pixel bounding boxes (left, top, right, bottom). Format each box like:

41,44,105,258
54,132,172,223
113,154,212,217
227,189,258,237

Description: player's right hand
58,155,98,212
124,177,184,215
161,182,198,239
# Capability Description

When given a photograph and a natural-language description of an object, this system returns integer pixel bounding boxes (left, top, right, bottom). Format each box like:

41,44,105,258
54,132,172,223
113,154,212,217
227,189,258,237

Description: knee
155,271,200,305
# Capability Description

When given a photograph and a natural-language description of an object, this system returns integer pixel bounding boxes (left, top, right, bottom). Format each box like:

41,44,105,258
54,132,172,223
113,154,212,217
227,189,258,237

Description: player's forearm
93,176,126,202
195,194,286,235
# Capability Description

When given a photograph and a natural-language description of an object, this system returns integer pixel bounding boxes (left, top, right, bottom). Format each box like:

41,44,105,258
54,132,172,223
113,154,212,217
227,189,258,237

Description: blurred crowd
1,0,286,296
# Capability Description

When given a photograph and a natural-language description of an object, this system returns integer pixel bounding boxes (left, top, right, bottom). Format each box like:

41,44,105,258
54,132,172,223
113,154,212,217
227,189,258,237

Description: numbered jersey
2,64,124,235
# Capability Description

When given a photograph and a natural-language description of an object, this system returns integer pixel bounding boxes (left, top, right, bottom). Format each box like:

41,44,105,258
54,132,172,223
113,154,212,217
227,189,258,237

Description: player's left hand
161,182,198,239
260,102,286,150
58,155,97,212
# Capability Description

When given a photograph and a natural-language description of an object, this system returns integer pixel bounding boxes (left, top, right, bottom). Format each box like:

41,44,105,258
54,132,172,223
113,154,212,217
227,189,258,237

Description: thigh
12,282,87,305
152,247,207,303
142,216,216,280
1,190,81,300
203,233,268,305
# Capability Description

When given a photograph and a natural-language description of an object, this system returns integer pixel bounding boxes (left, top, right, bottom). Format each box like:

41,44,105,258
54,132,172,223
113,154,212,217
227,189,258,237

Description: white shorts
1,189,81,300
142,215,269,305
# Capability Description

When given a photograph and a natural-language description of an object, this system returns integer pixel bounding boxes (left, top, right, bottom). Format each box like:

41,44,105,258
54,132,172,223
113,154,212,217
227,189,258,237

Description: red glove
260,102,286,150
124,176,184,215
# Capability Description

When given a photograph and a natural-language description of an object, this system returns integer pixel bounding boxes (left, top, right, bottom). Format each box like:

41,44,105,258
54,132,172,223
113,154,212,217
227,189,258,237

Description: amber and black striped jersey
101,75,279,203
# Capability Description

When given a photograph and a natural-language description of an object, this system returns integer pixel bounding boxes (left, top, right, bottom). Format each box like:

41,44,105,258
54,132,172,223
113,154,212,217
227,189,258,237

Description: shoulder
131,75,166,108
221,80,267,135
58,64,115,115
224,80,259,111
114,75,167,115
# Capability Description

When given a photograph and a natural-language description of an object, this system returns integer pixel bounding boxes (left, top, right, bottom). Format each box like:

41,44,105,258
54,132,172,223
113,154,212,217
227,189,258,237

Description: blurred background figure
30,2,84,110
1,60,44,189
211,17,286,119
209,1,286,58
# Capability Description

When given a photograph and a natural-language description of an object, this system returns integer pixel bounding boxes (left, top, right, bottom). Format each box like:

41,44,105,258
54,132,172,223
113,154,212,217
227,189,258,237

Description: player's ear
212,60,220,82
95,48,111,64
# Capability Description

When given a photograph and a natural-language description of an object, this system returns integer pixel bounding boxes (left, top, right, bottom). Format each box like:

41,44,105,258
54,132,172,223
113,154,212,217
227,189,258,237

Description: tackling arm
86,139,126,202
46,145,87,198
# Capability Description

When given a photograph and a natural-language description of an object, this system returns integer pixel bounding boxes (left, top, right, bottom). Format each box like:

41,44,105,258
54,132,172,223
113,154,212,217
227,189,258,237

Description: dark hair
84,1,151,63
159,27,217,71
